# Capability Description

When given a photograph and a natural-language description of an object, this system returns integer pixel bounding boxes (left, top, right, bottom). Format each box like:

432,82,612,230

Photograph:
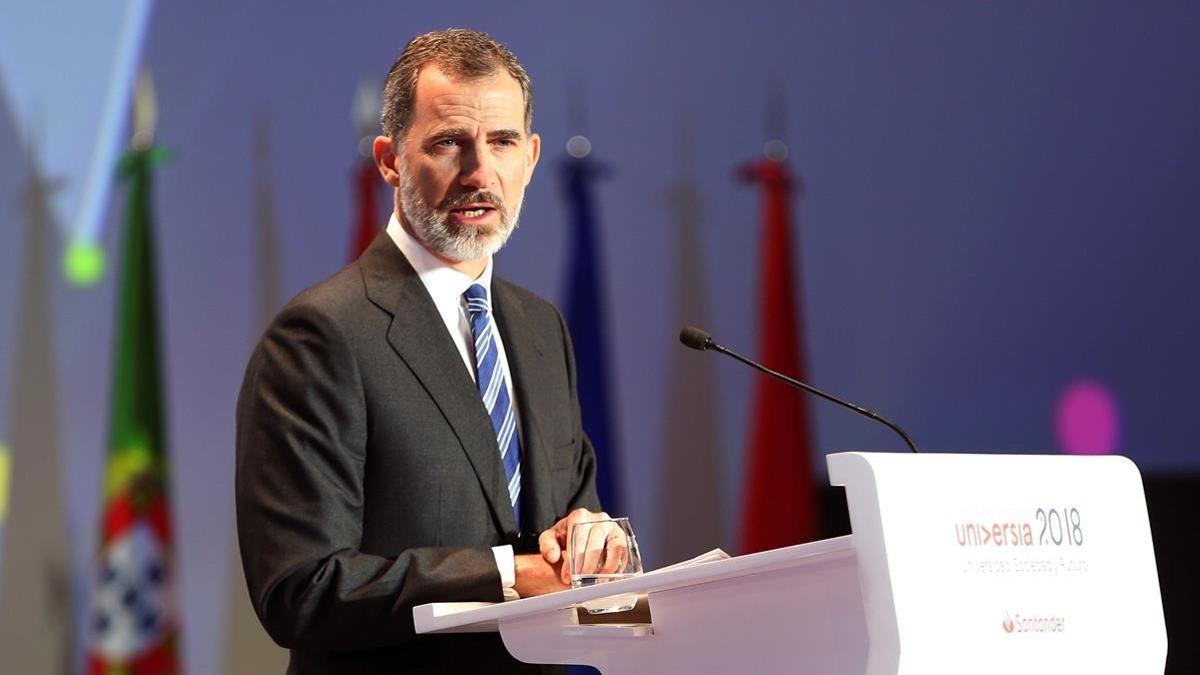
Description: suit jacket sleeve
235,300,502,652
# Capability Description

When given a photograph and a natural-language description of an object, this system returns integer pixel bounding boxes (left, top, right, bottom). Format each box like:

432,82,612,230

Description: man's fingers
600,529,629,574
541,513,575,566
564,522,586,584
565,518,597,584
580,523,609,576
556,509,615,584
539,527,561,564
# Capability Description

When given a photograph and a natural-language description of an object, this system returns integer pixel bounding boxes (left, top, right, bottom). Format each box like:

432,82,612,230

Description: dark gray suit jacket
236,231,600,673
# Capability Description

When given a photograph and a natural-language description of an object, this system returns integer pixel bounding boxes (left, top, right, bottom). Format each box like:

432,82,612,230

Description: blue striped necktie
463,284,521,526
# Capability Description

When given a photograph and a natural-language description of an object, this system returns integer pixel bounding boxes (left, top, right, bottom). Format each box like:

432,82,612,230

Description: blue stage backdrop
0,1,1198,671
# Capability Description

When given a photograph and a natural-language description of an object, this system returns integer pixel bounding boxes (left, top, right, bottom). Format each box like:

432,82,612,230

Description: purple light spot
1055,379,1120,455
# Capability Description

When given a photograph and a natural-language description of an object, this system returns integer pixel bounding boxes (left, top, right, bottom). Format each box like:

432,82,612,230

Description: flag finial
566,135,592,158
764,139,788,162
131,69,157,150
353,77,381,157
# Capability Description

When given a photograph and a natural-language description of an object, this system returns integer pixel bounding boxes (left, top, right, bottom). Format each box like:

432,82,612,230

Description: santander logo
1003,611,1065,634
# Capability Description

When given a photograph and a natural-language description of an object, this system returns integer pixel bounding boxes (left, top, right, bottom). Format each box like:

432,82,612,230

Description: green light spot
63,241,106,286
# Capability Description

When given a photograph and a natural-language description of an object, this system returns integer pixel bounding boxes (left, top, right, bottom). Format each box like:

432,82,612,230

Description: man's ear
524,132,541,187
374,136,401,187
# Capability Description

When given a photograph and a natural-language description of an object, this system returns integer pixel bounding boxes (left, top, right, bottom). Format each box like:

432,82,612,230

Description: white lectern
414,452,1167,674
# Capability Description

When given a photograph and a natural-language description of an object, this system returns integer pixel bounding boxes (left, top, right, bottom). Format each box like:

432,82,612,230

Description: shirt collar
386,212,494,306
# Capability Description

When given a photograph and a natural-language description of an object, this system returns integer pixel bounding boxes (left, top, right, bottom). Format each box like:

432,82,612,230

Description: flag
87,141,180,675
737,156,818,554
252,120,283,327
222,122,289,673
0,152,74,673
560,152,621,513
657,133,726,563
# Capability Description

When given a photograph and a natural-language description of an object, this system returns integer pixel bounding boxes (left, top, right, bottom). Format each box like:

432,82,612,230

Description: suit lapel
491,281,559,534
359,231,516,535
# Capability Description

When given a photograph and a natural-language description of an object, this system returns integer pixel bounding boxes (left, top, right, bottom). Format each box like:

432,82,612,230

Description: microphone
678,326,919,453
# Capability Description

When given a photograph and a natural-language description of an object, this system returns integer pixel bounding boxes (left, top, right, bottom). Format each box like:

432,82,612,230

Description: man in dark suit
236,29,611,672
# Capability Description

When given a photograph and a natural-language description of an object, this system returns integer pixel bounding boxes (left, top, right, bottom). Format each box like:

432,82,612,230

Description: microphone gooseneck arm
679,326,920,453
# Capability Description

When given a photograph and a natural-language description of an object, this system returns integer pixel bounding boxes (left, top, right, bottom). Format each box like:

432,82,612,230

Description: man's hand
538,508,611,584
513,554,569,597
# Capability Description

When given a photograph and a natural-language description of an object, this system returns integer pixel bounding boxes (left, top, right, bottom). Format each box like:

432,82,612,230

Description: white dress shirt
385,213,521,599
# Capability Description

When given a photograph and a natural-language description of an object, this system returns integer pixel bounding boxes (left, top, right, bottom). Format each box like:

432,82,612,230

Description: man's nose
458,145,492,190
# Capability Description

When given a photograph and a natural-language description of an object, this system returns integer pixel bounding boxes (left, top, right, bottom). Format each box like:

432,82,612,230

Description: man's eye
436,139,458,148
493,139,517,147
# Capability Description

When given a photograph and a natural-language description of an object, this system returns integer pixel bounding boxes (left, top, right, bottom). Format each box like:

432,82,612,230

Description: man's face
384,65,540,265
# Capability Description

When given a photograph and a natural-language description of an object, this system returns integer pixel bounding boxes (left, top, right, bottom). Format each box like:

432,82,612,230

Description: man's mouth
448,202,500,222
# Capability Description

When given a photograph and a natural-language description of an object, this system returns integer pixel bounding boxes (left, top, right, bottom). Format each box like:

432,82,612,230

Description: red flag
350,161,381,260
737,157,818,554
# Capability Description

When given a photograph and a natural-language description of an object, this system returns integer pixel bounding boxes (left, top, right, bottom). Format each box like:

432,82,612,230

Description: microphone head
679,326,714,351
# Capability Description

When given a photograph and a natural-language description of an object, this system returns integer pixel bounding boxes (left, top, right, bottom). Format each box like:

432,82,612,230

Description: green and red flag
87,93,180,673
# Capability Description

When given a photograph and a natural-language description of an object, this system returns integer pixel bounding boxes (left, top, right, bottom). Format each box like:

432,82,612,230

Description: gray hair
380,28,533,141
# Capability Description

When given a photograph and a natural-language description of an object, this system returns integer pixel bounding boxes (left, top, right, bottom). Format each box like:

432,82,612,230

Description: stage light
63,239,106,287
1055,378,1120,455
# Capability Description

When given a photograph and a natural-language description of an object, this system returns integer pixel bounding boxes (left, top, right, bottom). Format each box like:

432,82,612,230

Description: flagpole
737,131,820,554
560,122,623,515
349,78,382,260
88,69,182,675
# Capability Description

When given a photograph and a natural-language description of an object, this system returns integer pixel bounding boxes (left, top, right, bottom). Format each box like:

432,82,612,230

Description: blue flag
560,154,621,514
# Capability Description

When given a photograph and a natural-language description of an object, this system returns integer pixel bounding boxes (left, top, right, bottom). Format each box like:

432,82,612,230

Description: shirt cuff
492,544,519,601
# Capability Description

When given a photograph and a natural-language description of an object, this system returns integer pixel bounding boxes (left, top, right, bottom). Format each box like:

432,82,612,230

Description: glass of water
568,517,643,613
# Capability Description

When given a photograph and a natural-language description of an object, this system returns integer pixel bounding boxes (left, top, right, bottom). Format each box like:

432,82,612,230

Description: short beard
397,165,523,263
